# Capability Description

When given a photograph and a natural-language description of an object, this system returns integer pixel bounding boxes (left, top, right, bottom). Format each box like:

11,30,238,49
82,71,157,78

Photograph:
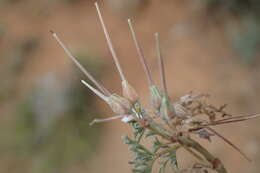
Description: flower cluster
51,2,260,173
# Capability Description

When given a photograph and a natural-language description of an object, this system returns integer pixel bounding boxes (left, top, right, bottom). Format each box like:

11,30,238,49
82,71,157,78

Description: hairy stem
178,137,227,173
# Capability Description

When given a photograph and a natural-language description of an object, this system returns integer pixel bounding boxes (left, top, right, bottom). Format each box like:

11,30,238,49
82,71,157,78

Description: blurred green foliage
0,36,40,102
0,0,83,6
0,50,105,173
0,0,20,5
9,37,40,73
0,24,5,40
201,0,260,63
204,0,260,15
226,15,260,63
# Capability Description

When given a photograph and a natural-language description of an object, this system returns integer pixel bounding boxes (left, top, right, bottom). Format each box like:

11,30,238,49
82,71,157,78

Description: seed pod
108,94,132,115
111,94,132,111
160,96,175,121
122,80,139,103
149,85,162,110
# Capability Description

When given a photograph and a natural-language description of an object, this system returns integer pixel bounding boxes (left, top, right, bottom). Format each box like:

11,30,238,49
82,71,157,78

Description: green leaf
123,135,135,145
130,121,145,140
152,137,163,153
145,130,156,138
158,159,169,173
168,150,178,171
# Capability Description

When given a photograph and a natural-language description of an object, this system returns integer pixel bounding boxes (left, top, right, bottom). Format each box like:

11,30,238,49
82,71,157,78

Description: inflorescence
51,2,260,173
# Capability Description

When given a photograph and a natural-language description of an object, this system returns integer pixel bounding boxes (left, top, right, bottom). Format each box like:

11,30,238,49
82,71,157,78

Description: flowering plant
51,2,260,173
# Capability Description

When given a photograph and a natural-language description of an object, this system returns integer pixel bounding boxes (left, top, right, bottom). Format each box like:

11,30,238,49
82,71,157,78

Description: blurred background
1,0,260,172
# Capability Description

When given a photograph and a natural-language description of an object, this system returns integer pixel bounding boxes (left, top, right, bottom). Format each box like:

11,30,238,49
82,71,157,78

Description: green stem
138,144,153,155
147,120,172,140
181,145,204,162
155,144,181,157
150,145,181,172
178,137,227,173
137,129,145,144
